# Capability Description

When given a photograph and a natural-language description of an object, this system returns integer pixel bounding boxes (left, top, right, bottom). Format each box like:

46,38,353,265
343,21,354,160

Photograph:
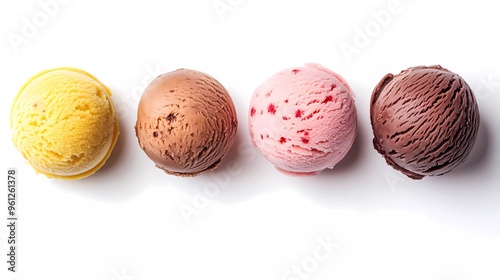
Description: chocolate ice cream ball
135,69,238,177
370,65,480,180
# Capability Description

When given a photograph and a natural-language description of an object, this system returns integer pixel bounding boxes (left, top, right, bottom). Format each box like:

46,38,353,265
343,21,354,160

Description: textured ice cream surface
135,69,238,177
10,67,119,179
248,64,357,176
370,65,480,180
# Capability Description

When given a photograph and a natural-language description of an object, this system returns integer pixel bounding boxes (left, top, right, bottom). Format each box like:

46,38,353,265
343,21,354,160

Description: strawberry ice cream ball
248,64,357,176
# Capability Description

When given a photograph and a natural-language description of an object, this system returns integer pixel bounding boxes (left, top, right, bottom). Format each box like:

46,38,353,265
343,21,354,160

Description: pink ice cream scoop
248,64,357,176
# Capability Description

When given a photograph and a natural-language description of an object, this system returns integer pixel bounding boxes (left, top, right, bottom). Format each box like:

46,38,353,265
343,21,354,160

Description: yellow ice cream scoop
10,67,120,180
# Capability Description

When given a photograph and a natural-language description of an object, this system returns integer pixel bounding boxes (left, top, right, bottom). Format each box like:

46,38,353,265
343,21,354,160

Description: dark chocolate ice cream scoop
370,65,480,180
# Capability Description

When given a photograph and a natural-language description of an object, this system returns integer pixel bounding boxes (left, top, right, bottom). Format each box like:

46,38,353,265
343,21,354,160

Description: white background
1,0,499,279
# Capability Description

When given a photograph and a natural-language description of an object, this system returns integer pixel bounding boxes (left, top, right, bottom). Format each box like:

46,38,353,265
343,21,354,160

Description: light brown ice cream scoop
370,65,480,180
135,69,238,176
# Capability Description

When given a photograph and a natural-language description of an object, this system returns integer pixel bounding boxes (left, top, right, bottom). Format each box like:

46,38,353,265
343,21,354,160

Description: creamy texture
10,67,119,179
135,69,238,176
249,64,357,176
370,65,480,179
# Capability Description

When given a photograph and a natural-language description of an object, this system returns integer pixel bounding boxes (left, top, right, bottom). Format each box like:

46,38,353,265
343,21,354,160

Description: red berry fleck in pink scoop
295,110,303,118
250,107,256,116
301,131,310,144
279,137,287,144
292,69,300,74
268,104,276,114
322,95,333,104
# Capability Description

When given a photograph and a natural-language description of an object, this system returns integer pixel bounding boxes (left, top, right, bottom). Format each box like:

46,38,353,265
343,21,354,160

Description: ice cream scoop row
11,65,480,181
